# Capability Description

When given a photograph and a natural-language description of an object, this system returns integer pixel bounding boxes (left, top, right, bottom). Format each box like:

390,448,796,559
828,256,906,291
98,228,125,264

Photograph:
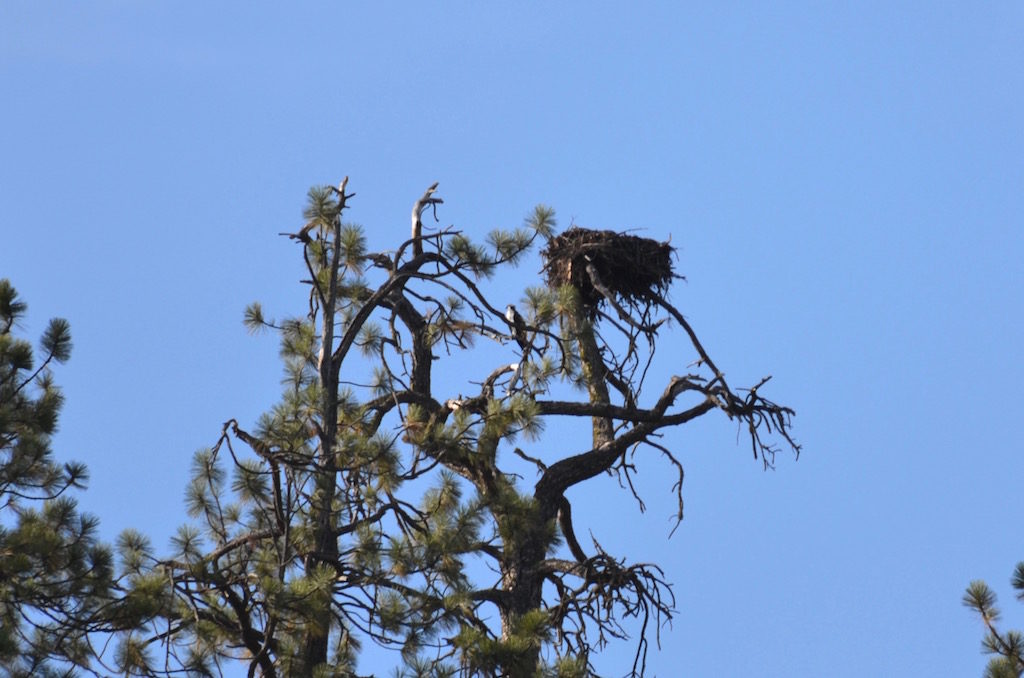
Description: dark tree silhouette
123,180,798,677
0,280,128,677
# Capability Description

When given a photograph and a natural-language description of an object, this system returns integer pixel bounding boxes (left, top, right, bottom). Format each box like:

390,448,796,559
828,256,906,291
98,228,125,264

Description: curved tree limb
411,182,442,258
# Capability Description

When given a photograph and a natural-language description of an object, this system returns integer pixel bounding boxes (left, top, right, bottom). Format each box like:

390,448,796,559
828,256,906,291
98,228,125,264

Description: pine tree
0,279,118,676
131,180,798,676
964,564,1024,677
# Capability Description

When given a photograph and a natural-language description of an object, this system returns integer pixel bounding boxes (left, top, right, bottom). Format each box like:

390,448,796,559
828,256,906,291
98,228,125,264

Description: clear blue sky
3,3,1022,676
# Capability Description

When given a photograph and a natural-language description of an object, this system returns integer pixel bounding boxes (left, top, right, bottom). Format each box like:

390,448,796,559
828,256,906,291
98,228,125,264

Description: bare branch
585,259,667,335
411,181,442,258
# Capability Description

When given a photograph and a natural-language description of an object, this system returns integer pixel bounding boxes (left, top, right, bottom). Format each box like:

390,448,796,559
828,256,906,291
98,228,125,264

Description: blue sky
2,3,1022,675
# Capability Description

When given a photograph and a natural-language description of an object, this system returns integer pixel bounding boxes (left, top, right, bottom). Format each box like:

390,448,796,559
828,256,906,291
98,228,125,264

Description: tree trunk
301,216,344,676
569,314,614,447
499,531,548,677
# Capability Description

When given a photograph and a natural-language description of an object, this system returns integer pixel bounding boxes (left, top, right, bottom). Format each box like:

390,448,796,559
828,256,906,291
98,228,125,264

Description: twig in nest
584,259,667,334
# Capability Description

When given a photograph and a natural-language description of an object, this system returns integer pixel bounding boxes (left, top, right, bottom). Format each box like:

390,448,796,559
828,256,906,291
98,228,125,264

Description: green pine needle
526,204,557,239
1012,563,1024,599
965,580,1000,621
40,318,72,363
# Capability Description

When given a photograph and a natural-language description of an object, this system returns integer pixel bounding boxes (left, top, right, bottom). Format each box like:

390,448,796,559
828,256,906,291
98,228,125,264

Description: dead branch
411,181,442,258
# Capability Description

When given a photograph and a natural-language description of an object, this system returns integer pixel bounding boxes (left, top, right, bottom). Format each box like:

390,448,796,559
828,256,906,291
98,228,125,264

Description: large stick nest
541,227,678,314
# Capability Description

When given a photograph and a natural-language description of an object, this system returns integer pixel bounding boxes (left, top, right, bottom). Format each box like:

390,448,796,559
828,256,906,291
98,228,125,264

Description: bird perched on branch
505,304,531,353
